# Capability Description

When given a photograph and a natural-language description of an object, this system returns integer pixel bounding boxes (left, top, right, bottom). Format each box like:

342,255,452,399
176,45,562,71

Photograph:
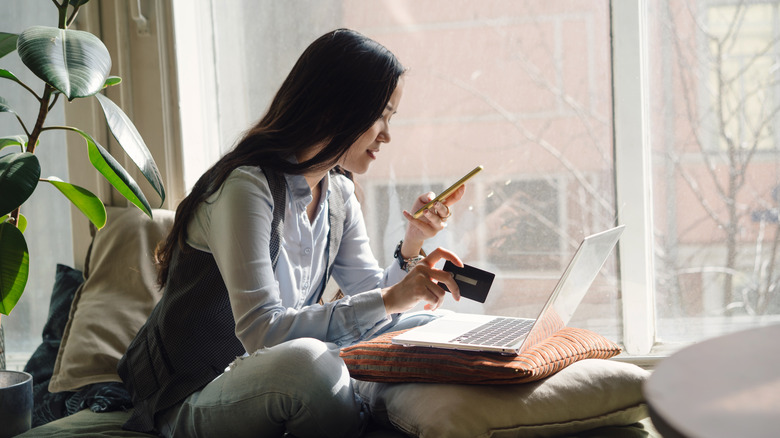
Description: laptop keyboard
449,317,534,347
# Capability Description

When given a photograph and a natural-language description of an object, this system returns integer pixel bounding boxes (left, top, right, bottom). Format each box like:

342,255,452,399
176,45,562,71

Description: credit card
440,261,495,303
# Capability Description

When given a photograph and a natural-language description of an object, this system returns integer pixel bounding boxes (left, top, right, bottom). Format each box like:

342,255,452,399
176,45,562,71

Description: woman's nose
378,126,391,143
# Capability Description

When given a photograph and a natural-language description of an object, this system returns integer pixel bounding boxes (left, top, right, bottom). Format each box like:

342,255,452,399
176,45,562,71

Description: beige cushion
355,358,650,438
48,207,174,392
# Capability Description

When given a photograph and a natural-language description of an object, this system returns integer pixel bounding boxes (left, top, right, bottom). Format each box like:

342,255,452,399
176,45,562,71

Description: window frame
611,0,657,356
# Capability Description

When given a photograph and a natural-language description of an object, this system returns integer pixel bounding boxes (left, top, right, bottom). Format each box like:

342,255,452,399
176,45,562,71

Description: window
5,0,778,364
649,0,780,349
177,0,779,354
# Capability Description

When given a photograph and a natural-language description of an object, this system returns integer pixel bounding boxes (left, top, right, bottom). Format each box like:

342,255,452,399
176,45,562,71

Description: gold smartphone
412,165,483,219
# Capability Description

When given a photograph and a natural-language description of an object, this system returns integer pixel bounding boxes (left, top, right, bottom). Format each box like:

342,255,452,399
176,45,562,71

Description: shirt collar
284,170,332,208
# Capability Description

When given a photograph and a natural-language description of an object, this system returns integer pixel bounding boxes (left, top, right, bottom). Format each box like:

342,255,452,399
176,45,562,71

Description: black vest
117,170,348,433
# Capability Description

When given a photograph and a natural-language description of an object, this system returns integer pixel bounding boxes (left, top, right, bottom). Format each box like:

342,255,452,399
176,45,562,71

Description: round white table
644,324,780,437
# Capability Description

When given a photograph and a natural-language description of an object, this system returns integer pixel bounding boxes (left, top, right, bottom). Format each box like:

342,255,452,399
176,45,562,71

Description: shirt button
304,247,311,255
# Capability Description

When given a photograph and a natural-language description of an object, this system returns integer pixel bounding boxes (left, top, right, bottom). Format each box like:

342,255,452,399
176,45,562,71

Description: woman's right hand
381,247,463,314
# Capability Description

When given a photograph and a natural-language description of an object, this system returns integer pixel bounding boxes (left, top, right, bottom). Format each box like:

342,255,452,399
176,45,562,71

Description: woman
118,28,464,437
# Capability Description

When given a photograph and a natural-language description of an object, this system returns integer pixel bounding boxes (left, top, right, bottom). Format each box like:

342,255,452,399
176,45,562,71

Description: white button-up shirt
186,166,404,353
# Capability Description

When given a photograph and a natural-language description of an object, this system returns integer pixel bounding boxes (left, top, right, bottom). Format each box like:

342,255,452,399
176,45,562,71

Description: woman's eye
377,111,395,124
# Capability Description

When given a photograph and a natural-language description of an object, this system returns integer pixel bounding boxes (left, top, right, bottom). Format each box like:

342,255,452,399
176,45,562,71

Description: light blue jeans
156,312,435,438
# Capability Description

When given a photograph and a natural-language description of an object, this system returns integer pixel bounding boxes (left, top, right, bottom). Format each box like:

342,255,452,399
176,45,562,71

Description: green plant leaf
0,136,28,152
0,33,18,59
69,0,91,7
69,127,153,218
0,95,15,114
1,213,27,233
0,69,23,85
43,176,106,229
103,76,121,88
17,26,111,100
95,93,165,205
0,152,41,216
0,221,28,315
18,213,27,232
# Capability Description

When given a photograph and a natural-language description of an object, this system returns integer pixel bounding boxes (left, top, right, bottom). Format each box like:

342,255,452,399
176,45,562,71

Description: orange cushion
340,327,621,384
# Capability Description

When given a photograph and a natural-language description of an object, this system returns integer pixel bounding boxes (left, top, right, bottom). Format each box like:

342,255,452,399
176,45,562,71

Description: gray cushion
355,359,651,438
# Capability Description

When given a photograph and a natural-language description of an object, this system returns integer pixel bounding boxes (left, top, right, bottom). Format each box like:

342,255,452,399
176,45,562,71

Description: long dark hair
156,29,405,286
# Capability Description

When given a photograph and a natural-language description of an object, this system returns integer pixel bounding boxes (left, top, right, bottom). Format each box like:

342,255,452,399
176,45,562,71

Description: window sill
612,354,664,371
4,352,32,372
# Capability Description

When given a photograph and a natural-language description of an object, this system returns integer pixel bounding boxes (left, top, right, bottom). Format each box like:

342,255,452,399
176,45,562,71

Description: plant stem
66,5,83,28
8,82,53,228
56,1,68,29
47,93,61,112
15,113,30,137
7,209,18,227
27,85,53,155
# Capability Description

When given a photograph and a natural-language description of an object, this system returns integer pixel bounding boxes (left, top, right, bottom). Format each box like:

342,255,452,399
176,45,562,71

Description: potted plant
0,0,163,432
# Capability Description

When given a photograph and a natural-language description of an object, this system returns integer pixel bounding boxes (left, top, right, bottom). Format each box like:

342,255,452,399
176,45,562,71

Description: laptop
391,225,625,355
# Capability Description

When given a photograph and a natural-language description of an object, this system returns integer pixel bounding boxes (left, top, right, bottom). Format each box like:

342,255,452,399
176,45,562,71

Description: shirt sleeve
188,168,398,352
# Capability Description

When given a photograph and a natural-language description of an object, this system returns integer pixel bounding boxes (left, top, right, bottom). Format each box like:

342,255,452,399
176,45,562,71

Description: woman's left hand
400,185,465,254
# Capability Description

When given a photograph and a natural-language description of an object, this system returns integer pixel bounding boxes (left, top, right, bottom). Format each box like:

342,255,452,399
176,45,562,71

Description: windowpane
483,178,561,272
649,0,780,346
